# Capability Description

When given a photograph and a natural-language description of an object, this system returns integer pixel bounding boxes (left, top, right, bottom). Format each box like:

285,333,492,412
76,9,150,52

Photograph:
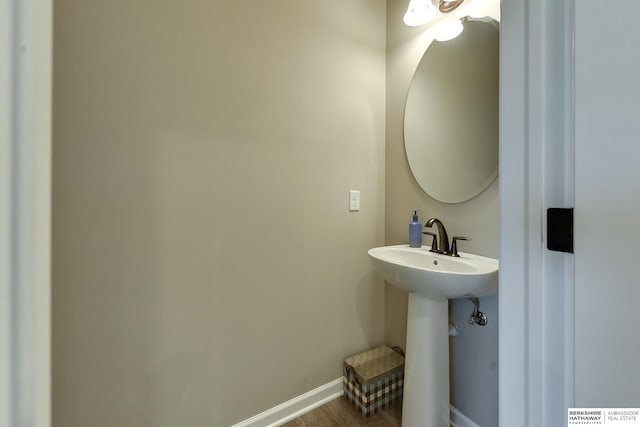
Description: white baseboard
230,378,344,427
450,405,482,427
231,378,480,427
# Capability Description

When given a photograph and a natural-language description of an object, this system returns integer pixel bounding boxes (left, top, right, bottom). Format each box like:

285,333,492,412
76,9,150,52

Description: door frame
0,0,52,425
499,0,575,425
0,0,578,425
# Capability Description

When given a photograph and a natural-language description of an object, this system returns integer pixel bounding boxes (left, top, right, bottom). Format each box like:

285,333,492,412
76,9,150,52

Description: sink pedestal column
402,293,450,427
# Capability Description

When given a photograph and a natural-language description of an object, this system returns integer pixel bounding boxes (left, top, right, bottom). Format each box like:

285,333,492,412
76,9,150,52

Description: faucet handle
423,231,439,252
448,236,470,257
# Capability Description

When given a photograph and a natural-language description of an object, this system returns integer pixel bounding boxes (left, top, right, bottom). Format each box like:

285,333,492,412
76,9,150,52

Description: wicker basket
343,345,405,417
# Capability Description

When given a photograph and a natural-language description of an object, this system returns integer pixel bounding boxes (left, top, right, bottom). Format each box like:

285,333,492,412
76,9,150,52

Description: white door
500,0,640,425
574,0,640,407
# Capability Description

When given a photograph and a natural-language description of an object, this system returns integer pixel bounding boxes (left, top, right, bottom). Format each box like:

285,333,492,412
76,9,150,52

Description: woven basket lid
344,345,404,382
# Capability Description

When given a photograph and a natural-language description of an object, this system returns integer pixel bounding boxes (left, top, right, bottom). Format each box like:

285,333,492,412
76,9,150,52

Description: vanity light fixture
438,0,465,13
403,0,437,27
435,18,464,41
402,0,464,32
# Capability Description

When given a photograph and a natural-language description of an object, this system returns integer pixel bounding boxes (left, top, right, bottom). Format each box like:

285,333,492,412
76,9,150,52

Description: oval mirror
404,19,499,203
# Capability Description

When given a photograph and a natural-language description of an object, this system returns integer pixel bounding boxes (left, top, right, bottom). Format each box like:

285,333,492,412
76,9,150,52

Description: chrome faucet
425,218,449,254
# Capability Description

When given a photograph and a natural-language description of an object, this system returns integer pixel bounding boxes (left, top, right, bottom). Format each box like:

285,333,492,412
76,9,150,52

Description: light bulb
403,0,437,27
468,0,487,18
435,19,464,41
468,0,489,18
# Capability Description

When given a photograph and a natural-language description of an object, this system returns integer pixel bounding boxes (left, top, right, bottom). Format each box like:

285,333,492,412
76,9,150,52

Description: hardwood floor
281,396,402,426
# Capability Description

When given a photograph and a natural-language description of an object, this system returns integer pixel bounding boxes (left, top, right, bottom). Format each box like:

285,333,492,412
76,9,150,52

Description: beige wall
52,1,386,426
385,0,499,425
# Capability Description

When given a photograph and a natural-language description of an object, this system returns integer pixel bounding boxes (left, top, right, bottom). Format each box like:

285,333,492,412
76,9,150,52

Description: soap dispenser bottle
409,210,423,248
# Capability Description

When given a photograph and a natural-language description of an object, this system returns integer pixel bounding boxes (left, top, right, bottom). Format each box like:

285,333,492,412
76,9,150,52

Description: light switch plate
349,190,360,212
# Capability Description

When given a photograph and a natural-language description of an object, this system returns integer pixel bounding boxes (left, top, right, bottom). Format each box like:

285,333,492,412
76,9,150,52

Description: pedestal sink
368,245,498,427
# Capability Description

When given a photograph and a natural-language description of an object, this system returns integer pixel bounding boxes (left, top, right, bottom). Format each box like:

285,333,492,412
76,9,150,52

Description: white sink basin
368,245,498,298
